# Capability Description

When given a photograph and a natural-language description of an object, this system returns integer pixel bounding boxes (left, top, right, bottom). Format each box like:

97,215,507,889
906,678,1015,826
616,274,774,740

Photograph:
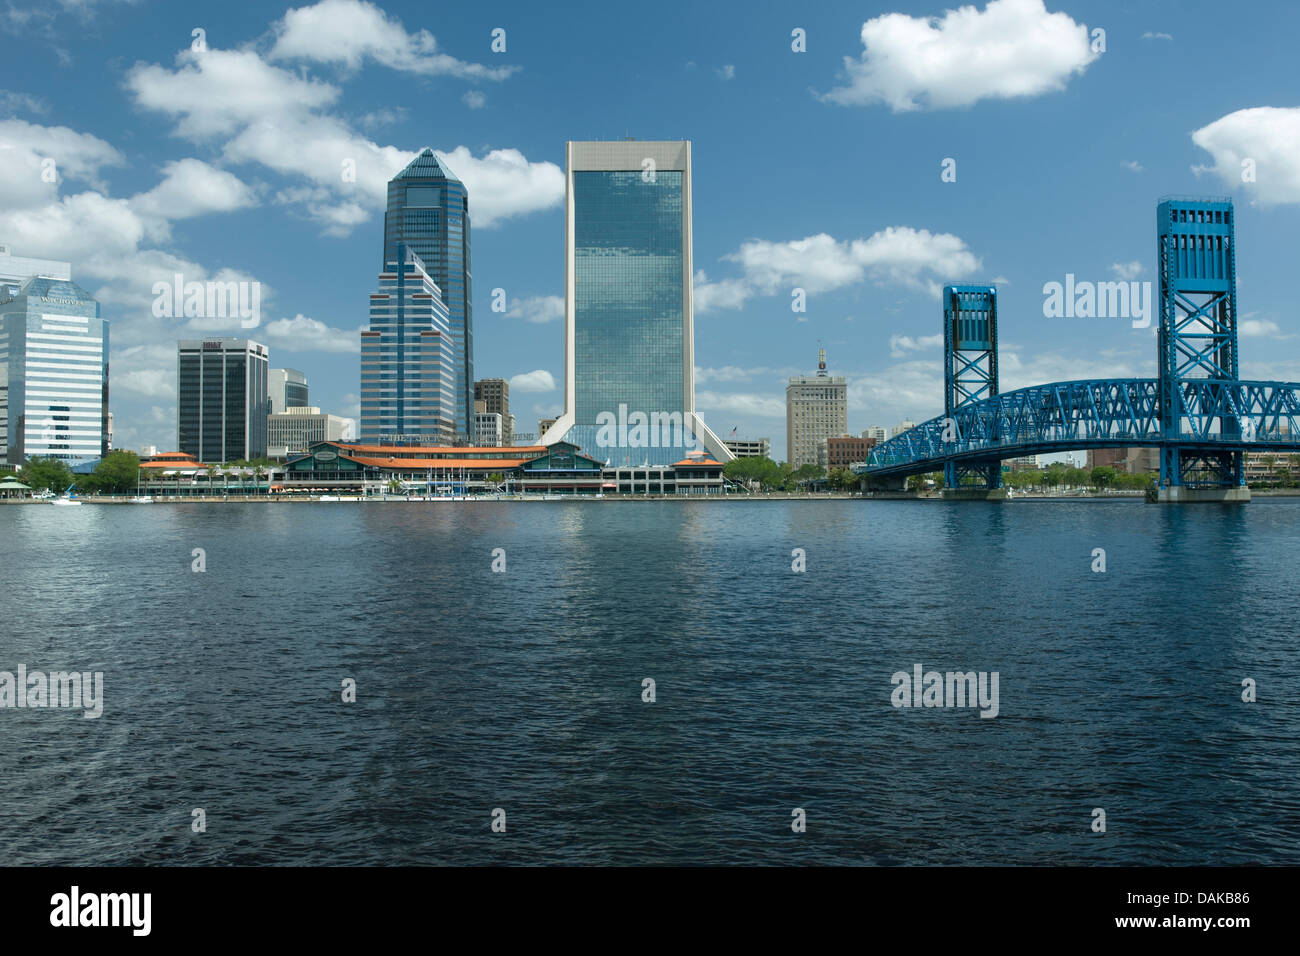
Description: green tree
85,451,141,494
792,463,824,490
1260,455,1277,486
827,467,855,491
906,471,943,492
1090,465,1118,489
18,456,73,493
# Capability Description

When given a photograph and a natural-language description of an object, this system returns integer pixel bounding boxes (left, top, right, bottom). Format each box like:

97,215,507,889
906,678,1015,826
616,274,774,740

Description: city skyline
1,0,1299,460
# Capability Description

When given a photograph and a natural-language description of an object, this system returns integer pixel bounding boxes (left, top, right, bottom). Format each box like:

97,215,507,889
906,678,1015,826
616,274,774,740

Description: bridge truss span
855,378,1300,481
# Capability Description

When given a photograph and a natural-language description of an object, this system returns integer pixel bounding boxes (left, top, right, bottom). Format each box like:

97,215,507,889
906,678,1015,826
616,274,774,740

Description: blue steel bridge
854,197,1300,502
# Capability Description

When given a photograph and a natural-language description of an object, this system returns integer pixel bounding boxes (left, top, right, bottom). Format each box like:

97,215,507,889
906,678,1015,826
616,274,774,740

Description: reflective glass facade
573,170,684,424
359,246,455,444
383,150,473,442
269,368,309,414
0,275,106,466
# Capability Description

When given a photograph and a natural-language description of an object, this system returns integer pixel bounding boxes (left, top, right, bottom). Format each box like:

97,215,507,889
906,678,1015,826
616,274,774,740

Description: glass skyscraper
359,245,455,444
541,141,732,466
0,273,107,466
177,338,269,462
382,149,472,442
268,368,308,414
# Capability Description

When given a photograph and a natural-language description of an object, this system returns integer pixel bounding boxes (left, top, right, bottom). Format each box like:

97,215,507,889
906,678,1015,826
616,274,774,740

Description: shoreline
5,489,1297,505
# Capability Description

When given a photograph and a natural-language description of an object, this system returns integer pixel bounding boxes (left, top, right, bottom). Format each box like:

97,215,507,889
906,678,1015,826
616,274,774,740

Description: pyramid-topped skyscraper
381,148,473,441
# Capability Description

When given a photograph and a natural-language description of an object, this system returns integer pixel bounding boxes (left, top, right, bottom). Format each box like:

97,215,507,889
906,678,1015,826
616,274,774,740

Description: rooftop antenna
817,343,827,377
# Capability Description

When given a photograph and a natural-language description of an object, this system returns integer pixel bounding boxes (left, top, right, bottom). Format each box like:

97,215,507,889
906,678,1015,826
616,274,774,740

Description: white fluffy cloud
126,49,340,139
437,147,564,227
1109,260,1143,280
0,118,122,208
126,48,560,231
695,227,982,311
1239,318,1283,339
823,0,1099,111
695,390,787,419
695,365,768,384
889,333,943,357
1191,107,1300,205
260,314,360,353
509,369,557,392
505,294,564,323
269,0,516,80
130,158,256,231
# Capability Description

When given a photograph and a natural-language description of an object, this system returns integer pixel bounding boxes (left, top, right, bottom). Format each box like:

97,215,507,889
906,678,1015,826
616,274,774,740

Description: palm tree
1261,455,1277,486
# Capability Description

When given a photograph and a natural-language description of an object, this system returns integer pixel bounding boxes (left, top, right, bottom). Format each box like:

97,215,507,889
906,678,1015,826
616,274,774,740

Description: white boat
318,495,340,501
51,483,82,506
129,474,153,503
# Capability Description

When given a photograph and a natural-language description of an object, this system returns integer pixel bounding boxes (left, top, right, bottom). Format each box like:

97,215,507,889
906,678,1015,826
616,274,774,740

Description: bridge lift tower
1156,197,1244,491
943,285,1001,490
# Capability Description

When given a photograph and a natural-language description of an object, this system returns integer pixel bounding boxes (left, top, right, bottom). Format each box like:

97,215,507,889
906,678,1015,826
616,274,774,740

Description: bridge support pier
942,487,1009,501
1152,486,1251,504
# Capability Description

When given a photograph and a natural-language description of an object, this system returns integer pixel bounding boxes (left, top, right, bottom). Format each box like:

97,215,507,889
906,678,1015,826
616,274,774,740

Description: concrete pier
1152,486,1251,504
942,487,1009,501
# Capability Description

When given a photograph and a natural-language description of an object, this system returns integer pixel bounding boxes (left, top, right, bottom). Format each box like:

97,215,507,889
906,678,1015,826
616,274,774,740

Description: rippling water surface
1,499,1297,865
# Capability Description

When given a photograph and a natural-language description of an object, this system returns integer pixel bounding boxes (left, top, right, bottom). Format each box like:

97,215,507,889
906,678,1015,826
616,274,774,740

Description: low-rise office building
724,438,770,459
267,406,353,458
825,436,873,470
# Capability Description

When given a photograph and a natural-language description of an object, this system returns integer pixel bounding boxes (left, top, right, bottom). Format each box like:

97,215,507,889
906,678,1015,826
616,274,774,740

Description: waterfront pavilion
0,478,32,498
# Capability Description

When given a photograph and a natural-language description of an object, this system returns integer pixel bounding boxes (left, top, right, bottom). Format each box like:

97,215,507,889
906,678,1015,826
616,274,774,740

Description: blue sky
2,0,1299,457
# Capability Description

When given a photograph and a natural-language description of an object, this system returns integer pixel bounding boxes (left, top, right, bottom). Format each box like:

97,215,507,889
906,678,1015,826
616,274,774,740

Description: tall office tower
786,349,847,467
383,149,472,442
474,378,511,444
268,368,308,414
862,425,888,444
0,272,107,466
359,245,455,445
541,140,732,465
177,338,270,462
